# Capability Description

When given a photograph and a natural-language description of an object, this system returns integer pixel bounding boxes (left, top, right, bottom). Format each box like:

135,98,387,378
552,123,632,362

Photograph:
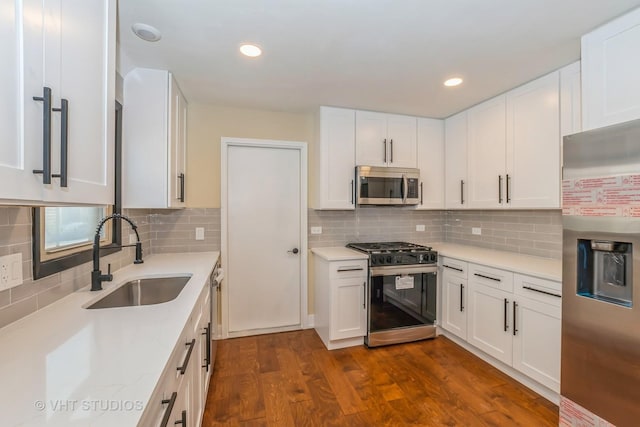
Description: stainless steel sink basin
87,276,191,309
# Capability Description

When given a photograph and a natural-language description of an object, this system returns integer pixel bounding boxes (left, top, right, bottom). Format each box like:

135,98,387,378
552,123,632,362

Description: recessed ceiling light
240,44,262,57
444,77,463,87
131,23,162,42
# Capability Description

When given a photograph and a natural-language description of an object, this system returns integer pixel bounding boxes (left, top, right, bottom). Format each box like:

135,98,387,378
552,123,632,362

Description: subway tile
0,289,10,308
0,296,37,329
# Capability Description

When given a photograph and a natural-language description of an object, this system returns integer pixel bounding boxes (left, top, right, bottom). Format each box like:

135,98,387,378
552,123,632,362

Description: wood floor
202,330,558,426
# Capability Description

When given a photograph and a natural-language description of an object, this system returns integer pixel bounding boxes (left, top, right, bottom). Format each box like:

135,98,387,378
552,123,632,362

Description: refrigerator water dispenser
577,239,633,307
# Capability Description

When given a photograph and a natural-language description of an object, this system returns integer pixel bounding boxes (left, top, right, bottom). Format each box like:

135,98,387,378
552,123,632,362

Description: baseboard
438,329,559,405
306,314,315,328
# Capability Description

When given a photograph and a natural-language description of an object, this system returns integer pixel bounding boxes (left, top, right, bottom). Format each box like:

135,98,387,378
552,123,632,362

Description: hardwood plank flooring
202,330,558,426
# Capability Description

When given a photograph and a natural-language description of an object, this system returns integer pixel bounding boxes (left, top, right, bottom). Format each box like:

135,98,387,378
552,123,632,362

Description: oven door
356,166,420,205
369,265,437,334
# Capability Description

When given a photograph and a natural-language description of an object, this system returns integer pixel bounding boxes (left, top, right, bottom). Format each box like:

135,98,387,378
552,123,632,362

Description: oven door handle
370,265,438,276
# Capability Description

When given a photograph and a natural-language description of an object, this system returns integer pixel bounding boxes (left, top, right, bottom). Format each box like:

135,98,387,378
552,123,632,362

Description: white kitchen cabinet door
444,111,468,209
355,111,417,168
441,269,468,340
356,110,388,167
467,95,506,209
0,0,43,202
560,61,582,137
467,281,513,365
386,114,417,168
168,76,187,208
512,295,561,393
45,0,115,205
330,277,367,341
313,107,356,209
505,71,560,209
582,7,640,130
416,118,444,209
123,68,188,208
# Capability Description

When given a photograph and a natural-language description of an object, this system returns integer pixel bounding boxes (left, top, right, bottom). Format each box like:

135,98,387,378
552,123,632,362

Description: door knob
288,248,299,254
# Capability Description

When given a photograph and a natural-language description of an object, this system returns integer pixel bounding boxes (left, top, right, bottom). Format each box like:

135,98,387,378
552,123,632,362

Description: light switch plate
195,227,205,240
416,224,426,232
0,253,23,291
472,227,482,235
310,226,322,235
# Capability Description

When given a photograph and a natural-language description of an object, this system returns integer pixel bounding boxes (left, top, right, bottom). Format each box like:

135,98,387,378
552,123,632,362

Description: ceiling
118,0,640,118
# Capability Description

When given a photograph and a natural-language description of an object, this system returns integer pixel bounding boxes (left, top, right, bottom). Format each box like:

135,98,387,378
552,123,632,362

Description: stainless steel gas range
346,242,438,347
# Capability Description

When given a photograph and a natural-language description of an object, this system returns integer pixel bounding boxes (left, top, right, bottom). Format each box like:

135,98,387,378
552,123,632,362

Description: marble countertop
0,252,219,427
310,246,369,261
432,243,561,282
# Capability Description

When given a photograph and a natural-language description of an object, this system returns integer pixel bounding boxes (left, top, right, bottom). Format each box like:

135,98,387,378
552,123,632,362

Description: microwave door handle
402,174,407,203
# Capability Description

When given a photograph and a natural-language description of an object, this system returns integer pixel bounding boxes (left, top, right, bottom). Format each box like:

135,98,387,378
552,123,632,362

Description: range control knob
386,256,392,264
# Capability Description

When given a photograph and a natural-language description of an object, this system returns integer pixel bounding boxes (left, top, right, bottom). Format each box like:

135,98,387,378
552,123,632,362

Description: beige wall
186,104,315,208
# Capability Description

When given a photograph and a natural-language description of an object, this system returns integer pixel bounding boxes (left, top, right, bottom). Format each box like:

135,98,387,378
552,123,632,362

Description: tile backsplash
0,205,561,329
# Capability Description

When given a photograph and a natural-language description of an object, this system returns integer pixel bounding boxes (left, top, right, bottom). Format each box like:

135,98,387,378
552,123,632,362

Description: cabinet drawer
329,260,368,279
441,257,468,279
514,274,562,307
469,263,513,292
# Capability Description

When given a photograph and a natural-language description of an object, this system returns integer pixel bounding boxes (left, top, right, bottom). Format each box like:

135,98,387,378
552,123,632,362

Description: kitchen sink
86,275,191,309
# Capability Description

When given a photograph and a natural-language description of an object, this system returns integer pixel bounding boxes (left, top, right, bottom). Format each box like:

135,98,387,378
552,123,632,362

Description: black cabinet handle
503,298,509,332
460,284,464,312
177,339,196,375
420,182,423,205
474,273,501,282
351,179,355,205
443,264,463,273
160,392,177,427
513,301,518,336
363,281,366,309
175,410,186,426
337,267,364,272
390,139,393,163
383,139,387,163
52,99,68,187
202,323,211,371
177,173,185,202
460,180,465,204
32,87,52,184
522,285,561,298
498,175,503,203
506,174,511,203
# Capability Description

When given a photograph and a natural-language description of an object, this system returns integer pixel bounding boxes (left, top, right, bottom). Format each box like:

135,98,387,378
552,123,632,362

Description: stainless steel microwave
355,166,420,206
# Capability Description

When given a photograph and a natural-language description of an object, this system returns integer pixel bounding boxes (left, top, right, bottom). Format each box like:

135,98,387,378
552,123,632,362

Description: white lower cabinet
139,284,212,427
440,258,468,340
442,260,561,394
314,256,367,350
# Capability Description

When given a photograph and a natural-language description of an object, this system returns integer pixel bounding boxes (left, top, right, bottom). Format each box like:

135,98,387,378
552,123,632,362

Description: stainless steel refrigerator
561,119,640,426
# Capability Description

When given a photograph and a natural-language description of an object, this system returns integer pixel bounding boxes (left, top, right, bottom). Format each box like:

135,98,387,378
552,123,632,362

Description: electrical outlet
195,227,205,240
472,227,482,235
310,226,322,235
416,224,426,232
0,253,23,291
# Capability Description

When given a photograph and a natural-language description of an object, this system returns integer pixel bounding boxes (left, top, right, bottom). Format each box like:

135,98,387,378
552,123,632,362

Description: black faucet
91,213,144,291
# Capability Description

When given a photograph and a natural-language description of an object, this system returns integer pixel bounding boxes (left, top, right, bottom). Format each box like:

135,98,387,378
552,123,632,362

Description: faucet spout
91,213,144,291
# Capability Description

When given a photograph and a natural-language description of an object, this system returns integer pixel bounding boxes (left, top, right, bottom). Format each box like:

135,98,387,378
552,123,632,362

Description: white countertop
310,246,369,261
0,252,219,427
432,243,561,282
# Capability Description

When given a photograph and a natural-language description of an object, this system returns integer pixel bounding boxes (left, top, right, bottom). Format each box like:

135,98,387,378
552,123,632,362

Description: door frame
221,137,308,339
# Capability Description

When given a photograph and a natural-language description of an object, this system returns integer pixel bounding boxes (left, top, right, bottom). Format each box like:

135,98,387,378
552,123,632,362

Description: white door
467,281,513,365
355,110,387,167
441,271,467,340
224,140,307,337
416,117,444,209
444,111,468,209
330,277,366,341
386,114,417,168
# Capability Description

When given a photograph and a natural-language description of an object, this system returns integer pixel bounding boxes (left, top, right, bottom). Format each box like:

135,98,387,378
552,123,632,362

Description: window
32,101,123,279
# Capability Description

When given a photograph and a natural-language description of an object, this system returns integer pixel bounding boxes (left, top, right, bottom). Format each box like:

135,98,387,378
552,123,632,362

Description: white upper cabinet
582,7,640,130
416,118,444,209
560,61,582,137
444,111,468,209
506,71,560,208
313,107,356,210
356,111,417,168
467,95,507,209
123,69,188,209
0,0,115,205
